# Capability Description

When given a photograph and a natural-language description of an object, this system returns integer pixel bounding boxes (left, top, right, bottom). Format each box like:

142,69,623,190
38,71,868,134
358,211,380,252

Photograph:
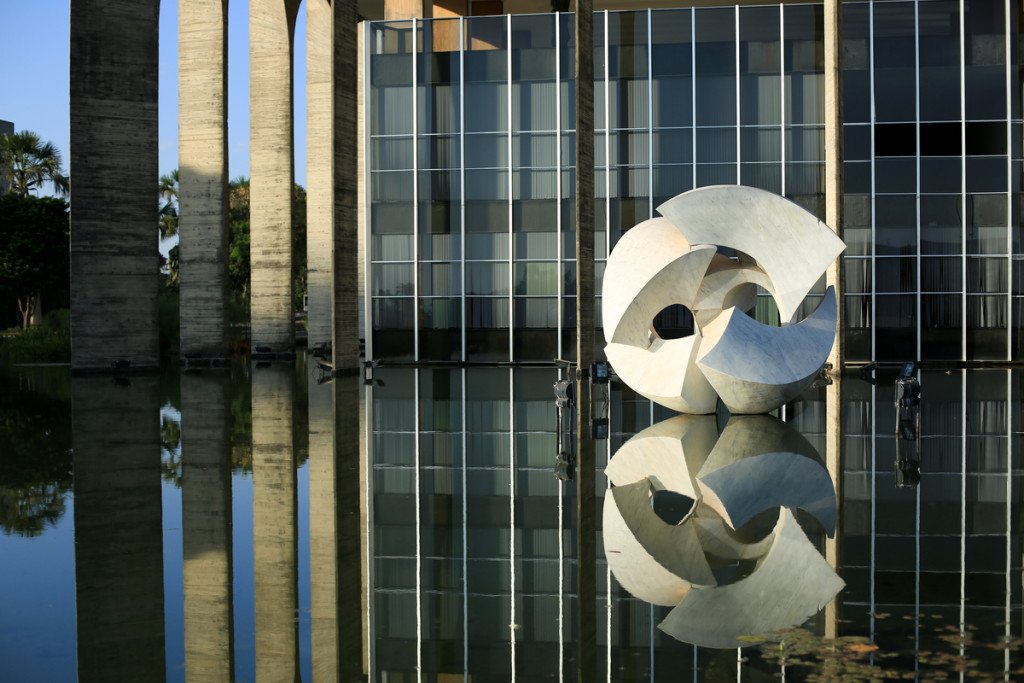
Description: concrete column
251,363,298,680
384,0,426,20
179,0,229,359
824,0,844,372
824,372,842,640
72,376,164,680
250,0,302,353
181,372,234,682
69,1,160,370
308,363,339,680
333,0,362,371
573,1,596,682
306,0,333,352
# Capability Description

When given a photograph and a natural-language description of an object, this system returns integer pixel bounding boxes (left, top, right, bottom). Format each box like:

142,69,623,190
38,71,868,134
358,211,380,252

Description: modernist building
67,1,1022,370
364,1,1023,365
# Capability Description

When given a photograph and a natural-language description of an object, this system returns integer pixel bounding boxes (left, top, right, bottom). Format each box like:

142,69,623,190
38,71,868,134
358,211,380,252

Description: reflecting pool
0,361,1021,681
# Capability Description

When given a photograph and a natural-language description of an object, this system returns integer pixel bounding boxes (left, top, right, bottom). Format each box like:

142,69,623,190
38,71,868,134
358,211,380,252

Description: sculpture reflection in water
603,413,843,649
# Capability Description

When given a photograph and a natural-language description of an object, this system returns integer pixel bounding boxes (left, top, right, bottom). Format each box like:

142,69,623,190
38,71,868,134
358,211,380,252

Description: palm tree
159,168,179,239
0,130,69,196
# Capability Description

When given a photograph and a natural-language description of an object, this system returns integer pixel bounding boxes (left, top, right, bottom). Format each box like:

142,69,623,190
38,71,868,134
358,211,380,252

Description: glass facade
366,2,1023,365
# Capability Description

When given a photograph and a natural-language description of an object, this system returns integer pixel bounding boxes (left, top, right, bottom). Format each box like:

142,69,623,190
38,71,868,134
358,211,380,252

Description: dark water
0,361,1021,681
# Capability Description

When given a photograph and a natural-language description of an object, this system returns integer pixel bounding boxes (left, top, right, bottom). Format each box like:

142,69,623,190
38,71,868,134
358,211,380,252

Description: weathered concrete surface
306,0,334,351
179,0,229,359
251,363,298,679
332,0,362,371
70,1,160,370
181,373,233,682
574,2,596,681
658,509,844,649
72,377,164,679
657,186,845,326
696,287,837,414
308,362,338,680
824,0,844,372
250,0,302,353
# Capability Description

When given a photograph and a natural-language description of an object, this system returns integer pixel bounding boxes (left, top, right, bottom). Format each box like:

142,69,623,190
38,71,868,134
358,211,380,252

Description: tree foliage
0,130,68,197
159,168,179,239
0,194,70,328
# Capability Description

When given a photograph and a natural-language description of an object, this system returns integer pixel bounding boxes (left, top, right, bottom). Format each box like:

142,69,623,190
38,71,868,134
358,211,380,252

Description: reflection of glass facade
366,4,1023,364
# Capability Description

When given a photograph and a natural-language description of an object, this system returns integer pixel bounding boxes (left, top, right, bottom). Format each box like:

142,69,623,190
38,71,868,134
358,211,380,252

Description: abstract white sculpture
602,414,843,648
602,185,845,414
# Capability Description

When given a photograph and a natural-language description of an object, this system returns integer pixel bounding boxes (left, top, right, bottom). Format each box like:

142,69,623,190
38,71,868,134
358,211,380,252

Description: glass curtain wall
366,7,825,364
842,0,1023,363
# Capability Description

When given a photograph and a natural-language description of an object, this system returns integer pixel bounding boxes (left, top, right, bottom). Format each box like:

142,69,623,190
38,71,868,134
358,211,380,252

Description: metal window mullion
869,383,876,642
869,0,877,363
461,367,469,676
960,371,967,675
960,0,967,362
414,368,423,681
916,0,922,361
1006,0,1013,361
735,4,741,181
508,367,516,676
648,8,654,220
691,9,697,189
605,11,611,263
1005,369,1012,678
508,13,514,364
460,18,467,363
556,13,563,358
605,389,613,683
413,21,420,362
780,5,786,196
365,381,377,677
365,22,375,363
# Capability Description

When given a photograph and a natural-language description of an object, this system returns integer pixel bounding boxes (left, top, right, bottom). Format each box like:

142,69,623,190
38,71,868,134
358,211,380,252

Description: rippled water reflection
0,362,1021,681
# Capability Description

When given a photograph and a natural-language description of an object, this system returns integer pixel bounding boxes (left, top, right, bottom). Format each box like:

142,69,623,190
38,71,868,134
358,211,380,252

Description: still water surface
0,361,1021,681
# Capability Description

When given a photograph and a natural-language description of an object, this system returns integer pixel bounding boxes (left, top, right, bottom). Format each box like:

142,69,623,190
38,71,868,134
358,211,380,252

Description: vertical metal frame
412,20,421,362
364,379,377,677
364,21,374,363
556,13,563,357
1004,370,1012,676
605,11,611,262
735,4,741,181
959,371,967,662
959,0,967,361
780,5,786,196
460,368,468,675
508,13,514,363
691,9,697,189
869,0,877,362
414,368,423,679
1006,0,1014,361
648,8,654,220
460,18,467,362
507,367,516,674
915,0,922,360
869,382,876,644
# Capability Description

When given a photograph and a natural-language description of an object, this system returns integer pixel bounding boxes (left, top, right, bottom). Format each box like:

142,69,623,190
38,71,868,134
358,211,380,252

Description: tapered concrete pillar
824,0,844,372
824,374,843,639
335,374,367,681
306,0,334,351
70,1,160,370
179,0,229,359
251,0,302,353
72,376,164,680
308,363,339,680
251,363,298,680
182,372,234,682
332,0,362,371
573,1,596,682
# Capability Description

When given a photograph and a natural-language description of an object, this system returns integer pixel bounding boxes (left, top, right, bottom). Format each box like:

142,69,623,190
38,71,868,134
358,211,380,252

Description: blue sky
0,0,309,189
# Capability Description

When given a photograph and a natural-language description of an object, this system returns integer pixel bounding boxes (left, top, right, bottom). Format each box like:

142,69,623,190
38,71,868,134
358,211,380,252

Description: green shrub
0,308,71,366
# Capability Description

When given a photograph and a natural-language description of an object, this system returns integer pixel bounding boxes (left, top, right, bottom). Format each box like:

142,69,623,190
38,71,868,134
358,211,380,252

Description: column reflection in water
308,362,367,681
181,372,233,681
251,363,298,679
72,376,165,681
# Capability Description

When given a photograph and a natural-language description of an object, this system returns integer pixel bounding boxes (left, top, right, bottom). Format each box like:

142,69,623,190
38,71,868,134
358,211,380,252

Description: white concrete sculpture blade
697,415,837,536
602,217,718,414
656,186,845,325
657,508,845,649
696,287,837,415
602,185,844,416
